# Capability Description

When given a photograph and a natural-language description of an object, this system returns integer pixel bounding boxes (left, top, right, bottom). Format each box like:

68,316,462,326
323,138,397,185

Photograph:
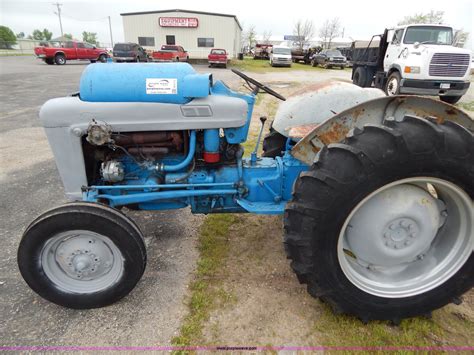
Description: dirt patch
203,215,323,346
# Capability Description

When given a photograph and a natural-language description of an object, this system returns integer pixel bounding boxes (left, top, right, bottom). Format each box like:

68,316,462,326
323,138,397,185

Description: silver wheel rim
338,177,473,298
41,230,124,294
58,57,65,64
387,76,399,95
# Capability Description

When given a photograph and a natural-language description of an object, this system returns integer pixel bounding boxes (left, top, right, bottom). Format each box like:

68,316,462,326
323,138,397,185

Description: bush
0,26,17,49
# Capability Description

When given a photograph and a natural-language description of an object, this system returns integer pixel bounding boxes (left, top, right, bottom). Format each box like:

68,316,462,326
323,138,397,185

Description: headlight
404,66,420,74
329,57,334,61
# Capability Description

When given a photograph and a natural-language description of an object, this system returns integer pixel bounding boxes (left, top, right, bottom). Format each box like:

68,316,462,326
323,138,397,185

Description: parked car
311,49,347,69
113,43,148,62
208,48,228,68
270,46,292,67
152,45,189,62
34,41,108,65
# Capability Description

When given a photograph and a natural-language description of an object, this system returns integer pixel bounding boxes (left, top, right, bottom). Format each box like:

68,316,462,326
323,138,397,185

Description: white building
121,9,242,59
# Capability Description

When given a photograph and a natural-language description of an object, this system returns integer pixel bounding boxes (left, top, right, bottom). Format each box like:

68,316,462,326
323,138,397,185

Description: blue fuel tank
79,62,212,104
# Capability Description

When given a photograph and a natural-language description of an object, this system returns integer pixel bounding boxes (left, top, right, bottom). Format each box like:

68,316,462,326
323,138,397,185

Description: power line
51,6,114,46
52,2,63,37
61,13,109,22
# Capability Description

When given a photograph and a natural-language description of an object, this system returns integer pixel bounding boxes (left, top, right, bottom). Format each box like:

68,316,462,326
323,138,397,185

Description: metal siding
122,11,242,59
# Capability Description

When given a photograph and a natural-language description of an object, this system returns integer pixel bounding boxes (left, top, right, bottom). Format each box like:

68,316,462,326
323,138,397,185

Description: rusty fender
290,95,474,165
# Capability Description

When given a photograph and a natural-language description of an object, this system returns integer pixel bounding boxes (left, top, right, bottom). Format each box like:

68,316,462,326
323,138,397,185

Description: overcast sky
1,0,473,48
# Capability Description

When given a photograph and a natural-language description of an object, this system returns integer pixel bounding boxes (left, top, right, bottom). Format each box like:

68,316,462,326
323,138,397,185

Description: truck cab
352,24,471,104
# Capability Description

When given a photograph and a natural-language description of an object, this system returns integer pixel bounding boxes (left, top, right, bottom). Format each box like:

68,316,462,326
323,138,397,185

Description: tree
262,30,272,45
293,19,314,49
31,29,44,40
398,10,444,25
29,28,53,41
63,33,73,40
319,18,341,49
42,28,52,41
82,31,98,46
0,25,17,49
243,25,257,49
16,32,25,39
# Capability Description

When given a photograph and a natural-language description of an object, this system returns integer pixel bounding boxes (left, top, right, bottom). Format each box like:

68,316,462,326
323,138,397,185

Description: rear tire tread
284,115,474,321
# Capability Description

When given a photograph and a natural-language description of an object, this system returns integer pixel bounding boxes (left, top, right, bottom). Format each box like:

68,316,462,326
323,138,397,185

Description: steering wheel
231,69,286,101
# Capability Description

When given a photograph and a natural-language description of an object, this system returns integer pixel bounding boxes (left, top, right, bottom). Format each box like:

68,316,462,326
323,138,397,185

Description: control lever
251,116,267,165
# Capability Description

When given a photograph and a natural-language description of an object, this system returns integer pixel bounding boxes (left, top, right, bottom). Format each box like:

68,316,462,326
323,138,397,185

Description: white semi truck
351,24,471,104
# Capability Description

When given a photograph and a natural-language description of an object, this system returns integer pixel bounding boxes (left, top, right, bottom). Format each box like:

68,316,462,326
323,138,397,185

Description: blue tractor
18,63,473,322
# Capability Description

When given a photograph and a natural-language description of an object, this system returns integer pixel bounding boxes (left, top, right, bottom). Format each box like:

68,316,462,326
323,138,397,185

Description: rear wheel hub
338,177,473,298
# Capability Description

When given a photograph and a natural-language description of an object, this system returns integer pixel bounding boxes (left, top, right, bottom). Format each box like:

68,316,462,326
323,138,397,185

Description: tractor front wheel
18,202,147,309
285,116,474,321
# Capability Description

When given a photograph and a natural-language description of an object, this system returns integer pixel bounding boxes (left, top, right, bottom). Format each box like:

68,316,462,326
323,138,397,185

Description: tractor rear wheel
284,116,474,321
18,202,147,309
262,127,287,157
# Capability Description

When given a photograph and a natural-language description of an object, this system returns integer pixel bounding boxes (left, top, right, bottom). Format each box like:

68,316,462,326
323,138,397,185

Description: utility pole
53,2,64,38
108,16,114,47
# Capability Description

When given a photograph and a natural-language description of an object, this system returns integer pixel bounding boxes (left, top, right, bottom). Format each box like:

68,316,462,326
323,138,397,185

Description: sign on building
284,35,305,41
159,17,199,28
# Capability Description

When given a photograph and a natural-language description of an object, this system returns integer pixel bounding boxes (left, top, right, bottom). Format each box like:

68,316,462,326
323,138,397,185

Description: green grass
230,57,334,73
313,303,445,351
0,52,33,57
457,100,474,112
171,214,238,353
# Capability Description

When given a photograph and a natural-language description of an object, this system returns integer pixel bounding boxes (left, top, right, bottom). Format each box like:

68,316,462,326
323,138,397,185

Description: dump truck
351,24,471,104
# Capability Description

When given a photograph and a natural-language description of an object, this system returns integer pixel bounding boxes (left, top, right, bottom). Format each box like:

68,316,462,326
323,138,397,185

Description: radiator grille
429,53,470,77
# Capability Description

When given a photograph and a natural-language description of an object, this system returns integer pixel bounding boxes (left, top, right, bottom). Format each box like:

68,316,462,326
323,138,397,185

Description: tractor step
236,199,285,214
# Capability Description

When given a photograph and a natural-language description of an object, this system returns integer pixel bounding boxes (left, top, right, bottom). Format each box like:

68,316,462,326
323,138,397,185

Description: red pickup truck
34,41,108,65
152,45,189,62
208,49,228,68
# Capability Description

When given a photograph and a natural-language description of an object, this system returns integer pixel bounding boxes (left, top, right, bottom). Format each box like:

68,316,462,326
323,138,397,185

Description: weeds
171,215,238,352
